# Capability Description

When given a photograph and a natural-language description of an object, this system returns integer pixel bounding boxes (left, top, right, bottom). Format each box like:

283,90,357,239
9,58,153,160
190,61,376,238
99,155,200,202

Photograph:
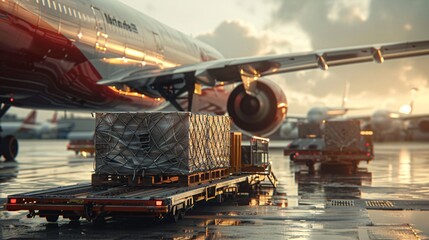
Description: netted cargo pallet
324,120,361,152
95,112,230,176
91,168,230,187
298,123,322,138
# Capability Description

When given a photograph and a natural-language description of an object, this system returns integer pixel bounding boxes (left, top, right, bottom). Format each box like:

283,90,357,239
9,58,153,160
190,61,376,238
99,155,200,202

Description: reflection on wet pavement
1,141,429,239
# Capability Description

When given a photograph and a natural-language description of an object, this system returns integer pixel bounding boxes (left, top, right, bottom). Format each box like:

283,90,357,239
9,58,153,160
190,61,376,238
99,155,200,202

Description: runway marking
365,200,394,208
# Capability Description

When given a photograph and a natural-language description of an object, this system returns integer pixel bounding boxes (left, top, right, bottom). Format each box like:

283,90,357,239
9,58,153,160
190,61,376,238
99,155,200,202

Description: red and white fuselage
0,0,225,111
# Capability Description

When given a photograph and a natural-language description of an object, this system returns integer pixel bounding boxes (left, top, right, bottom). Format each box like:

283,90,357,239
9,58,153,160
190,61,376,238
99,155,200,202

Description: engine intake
227,80,287,136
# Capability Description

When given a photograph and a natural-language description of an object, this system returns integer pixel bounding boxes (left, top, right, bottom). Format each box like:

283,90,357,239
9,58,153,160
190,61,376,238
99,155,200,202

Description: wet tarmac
1,140,429,239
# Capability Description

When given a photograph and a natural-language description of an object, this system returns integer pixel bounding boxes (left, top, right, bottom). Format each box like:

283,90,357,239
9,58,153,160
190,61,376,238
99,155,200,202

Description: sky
8,0,429,121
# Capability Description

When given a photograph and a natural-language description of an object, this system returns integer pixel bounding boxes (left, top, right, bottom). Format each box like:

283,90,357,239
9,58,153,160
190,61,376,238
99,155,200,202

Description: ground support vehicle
4,133,277,223
66,132,95,156
284,120,374,171
5,172,272,223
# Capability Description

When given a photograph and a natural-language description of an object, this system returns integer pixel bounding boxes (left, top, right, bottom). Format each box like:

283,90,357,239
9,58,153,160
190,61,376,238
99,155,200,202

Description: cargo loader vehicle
284,120,374,171
4,112,277,224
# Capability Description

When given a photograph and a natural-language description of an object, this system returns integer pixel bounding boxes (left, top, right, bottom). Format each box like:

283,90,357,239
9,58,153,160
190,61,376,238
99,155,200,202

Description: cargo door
91,6,108,55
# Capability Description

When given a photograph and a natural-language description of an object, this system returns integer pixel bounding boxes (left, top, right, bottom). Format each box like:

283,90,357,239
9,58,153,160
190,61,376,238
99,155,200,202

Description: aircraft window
68,7,72,16
41,0,45,6
35,0,39,4
52,0,56,10
63,5,67,14
47,0,51,8
58,3,62,13
73,9,77,18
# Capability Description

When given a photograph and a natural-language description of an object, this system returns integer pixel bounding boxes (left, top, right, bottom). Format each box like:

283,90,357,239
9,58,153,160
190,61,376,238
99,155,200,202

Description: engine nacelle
227,79,287,136
417,119,429,133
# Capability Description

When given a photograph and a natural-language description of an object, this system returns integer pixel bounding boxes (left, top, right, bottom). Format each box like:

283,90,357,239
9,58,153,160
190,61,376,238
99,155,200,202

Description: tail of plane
23,110,37,125
399,88,418,115
50,111,58,124
409,88,418,115
329,81,367,117
341,81,350,108
18,110,37,132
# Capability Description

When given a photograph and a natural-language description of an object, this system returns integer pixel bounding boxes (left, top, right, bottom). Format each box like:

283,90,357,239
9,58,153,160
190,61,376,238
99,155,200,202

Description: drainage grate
330,199,355,207
358,225,420,240
366,200,394,208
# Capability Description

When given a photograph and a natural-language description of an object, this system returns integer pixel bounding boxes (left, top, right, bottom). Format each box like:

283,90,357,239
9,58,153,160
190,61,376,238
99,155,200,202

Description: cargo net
94,112,230,177
298,123,322,138
324,120,361,152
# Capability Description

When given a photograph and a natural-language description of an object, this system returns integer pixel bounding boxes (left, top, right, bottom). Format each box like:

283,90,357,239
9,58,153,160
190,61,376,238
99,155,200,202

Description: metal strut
0,103,12,133
152,73,196,112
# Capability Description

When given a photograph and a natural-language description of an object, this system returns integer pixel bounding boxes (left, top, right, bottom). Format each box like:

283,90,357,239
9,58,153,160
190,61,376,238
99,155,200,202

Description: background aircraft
1,0,429,161
31,112,61,139
350,88,429,141
279,82,366,139
2,110,60,139
1,110,37,137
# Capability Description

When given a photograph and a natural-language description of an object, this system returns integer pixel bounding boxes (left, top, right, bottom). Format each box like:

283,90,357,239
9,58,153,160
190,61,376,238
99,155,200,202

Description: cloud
262,0,429,112
327,0,370,24
269,0,429,48
197,20,264,58
196,20,311,58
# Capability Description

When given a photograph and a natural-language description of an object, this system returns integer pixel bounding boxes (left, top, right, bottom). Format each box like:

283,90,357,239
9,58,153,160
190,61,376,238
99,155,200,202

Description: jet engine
227,79,287,136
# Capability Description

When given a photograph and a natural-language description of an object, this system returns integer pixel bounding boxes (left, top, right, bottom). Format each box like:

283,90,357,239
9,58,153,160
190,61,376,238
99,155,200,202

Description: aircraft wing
347,113,429,123
284,115,307,122
401,114,429,121
99,40,429,89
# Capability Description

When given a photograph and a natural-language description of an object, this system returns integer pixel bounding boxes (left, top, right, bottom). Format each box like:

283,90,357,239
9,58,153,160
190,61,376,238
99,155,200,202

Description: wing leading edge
99,40,429,93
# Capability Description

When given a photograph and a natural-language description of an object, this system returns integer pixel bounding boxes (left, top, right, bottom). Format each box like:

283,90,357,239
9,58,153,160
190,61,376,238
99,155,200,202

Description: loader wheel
2,135,18,161
306,160,315,174
46,215,59,223
165,209,183,223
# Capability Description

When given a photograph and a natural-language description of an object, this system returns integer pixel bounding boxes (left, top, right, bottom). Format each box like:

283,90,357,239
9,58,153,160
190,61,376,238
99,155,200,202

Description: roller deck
5,130,276,223
5,172,274,223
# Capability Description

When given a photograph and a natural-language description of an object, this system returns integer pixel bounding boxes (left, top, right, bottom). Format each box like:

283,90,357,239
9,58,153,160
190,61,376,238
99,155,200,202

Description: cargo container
94,112,230,177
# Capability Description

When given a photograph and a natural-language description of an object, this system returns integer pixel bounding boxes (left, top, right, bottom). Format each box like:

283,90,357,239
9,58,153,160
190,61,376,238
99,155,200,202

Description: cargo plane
1,0,429,161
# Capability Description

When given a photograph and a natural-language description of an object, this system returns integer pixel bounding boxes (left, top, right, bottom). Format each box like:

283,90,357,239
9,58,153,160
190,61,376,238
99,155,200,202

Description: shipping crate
94,112,231,177
298,123,322,138
324,120,361,152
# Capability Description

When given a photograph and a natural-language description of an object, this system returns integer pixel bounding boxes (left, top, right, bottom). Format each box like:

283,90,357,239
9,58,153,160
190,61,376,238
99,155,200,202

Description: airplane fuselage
0,0,224,111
